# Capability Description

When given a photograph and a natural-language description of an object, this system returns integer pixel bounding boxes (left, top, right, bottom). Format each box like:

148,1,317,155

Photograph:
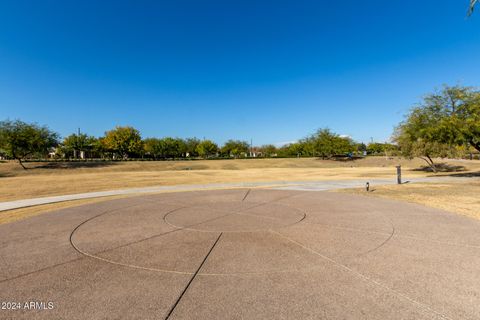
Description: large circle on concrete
69,189,397,276
5,188,480,319
164,201,306,232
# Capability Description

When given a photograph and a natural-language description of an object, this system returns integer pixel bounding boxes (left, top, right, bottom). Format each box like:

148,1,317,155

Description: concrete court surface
1,189,480,319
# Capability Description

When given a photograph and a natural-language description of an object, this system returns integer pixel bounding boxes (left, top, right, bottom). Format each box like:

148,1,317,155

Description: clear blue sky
0,1,479,146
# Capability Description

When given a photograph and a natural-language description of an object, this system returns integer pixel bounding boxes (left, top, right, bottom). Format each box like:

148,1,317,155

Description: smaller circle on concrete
164,201,306,232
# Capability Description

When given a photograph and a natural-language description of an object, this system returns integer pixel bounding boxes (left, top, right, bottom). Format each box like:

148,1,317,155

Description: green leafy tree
260,144,277,157
312,128,355,158
394,86,480,171
278,130,355,158
196,140,218,158
102,126,143,159
62,133,97,159
0,120,59,169
447,88,480,152
184,138,201,157
143,138,162,159
278,142,304,157
366,142,399,155
394,127,459,172
93,137,108,158
159,137,186,158
299,136,316,157
356,142,367,154
394,108,460,172
174,138,188,157
419,86,480,151
221,140,249,158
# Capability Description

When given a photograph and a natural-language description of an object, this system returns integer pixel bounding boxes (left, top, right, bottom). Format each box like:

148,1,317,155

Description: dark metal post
396,165,402,184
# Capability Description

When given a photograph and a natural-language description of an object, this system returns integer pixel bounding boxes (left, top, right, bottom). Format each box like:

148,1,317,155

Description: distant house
250,147,262,158
48,148,58,159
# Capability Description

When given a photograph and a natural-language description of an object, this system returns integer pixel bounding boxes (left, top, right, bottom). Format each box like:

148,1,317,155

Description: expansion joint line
164,232,223,320
242,189,251,201
269,230,452,320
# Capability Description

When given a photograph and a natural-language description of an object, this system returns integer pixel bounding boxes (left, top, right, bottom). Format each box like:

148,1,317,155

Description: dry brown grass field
338,181,480,220
0,196,133,225
0,157,462,201
0,157,478,223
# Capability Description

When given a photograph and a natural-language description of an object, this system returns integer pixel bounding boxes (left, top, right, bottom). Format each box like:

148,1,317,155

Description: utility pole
76,128,81,159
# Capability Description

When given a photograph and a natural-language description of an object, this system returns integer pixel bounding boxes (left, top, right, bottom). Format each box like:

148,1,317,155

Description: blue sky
0,1,479,146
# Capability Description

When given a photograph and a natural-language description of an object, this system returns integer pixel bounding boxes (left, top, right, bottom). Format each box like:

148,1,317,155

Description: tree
143,138,162,159
260,144,277,157
62,133,97,159
221,140,249,158
392,87,477,172
144,137,192,159
196,140,218,158
299,136,316,157
278,142,304,157
158,137,186,158
393,126,459,172
276,129,356,159
421,86,480,152
356,142,367,154
394,86,480,171
312,128,355,158
0,120,59,169
366,142,399,155
451,88,480,152
102,126,143,159
184,138,201,157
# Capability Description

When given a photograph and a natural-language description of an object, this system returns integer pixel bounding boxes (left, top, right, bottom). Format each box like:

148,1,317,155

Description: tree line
0,122,255,168
0,120,371,169
1,85,478,170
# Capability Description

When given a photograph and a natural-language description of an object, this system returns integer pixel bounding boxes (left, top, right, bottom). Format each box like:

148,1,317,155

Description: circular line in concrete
162,202,307,233
268,229,452,320
68,191,429,280
68,196,318,276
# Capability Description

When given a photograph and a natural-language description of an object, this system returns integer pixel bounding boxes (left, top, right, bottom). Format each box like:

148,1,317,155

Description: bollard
396,165,402,184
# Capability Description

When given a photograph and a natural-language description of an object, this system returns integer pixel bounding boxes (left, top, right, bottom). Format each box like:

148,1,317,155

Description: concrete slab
1,188,479,319
0,258,189,320
93,230,222,274
172,269,437,320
